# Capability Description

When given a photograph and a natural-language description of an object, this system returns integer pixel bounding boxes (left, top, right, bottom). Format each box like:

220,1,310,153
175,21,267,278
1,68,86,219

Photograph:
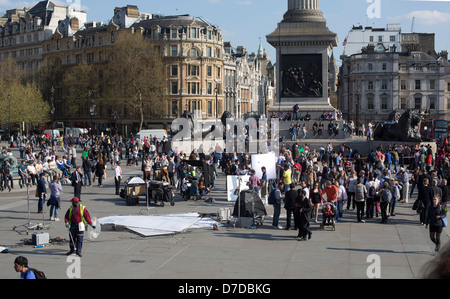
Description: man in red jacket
322,181,338,203
64,197,95,257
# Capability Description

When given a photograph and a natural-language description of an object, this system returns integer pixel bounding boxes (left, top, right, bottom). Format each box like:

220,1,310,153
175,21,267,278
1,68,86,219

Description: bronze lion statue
373,110,422,142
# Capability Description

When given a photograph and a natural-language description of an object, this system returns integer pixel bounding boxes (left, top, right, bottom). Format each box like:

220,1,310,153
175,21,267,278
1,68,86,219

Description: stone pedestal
266,0,338,115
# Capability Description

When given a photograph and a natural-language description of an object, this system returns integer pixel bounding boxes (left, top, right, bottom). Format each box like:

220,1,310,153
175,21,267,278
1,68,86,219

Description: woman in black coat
95,157,105,187
425,195,447,252
295,189,312,241
420,178,434,224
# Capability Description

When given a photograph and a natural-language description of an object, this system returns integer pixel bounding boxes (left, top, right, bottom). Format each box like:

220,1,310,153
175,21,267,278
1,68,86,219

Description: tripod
13,183,55,235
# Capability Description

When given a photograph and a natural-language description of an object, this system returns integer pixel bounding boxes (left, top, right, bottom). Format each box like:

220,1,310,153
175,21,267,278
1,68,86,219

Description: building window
368,63,373,71
189,48,199,57
367,96,374,110
171,82,178,95
448,82,450,92
368,81,374,90
171,29,178,39
415,95,422,109
171,65,178,76
390,35,396,42
447,98,450,109
207,66,212,77
190,28,197,39
208,101,212,116
429,79,436,90
171,101,179,116
382,63,387,71
187,65,200,76
415,80,421,90
429,97,436,110
207,82,212,95
171,46,177,57
401,98,407,110
401,80,407,90
381,80,388,90
370,36,374,42
378,36,383,42
381,96,388,110
188,82,200,95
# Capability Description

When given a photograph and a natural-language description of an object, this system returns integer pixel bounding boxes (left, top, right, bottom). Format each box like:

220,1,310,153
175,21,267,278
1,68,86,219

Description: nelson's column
266,0,338,116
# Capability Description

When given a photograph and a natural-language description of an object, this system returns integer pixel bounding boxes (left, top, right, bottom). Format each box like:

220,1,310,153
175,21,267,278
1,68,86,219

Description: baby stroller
320,202,336,231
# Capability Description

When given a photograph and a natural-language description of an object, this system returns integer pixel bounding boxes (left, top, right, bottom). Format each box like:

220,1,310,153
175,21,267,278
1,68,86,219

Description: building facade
0,0,86,78
338,45,450,124
3,2,274,134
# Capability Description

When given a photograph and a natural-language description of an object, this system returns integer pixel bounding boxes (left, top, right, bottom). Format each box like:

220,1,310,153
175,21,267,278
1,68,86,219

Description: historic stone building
0,0,86,78
3,2,273,134
338,33,450,123
223,41,275,119
42,5,226,133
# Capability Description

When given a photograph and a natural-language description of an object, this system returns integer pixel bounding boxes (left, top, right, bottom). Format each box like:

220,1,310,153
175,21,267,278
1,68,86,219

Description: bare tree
105,30,166,131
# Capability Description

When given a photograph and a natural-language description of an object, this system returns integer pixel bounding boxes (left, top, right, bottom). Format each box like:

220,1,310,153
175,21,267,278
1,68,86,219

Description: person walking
380,182,393,224
284,183,297,230
334,180,347,222
70,167,83,200
420,178,435,225
37,173,47,214
13,256,43,279
48,176,62,221
271,182,285,229
355,177,367,223
296,189,312,241
365,173,378,219
64,197,95,257
425,195,447,252
114,161,122,195
82,157,92,187
309,182,323,223
95,157,105,187
346,170,358,211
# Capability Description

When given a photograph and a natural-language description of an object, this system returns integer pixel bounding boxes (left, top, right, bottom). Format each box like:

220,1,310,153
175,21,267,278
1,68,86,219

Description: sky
2,0,450,66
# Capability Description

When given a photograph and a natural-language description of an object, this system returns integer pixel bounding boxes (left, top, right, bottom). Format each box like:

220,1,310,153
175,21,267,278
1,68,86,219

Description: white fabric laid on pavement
98,213,217,237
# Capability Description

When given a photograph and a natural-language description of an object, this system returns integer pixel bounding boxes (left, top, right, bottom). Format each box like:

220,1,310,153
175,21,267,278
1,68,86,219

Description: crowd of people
219,139,448,247
3,125,449,275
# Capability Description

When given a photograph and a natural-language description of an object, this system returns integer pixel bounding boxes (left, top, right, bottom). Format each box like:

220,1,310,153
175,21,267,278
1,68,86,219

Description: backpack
381,189,392,203
25,268,47,279
368,185,376,198
268,188,277,205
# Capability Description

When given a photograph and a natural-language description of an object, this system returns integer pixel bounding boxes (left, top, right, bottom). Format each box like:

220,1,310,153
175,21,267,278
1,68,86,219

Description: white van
65,128,88,137
44,129,60,137
137,129,167,140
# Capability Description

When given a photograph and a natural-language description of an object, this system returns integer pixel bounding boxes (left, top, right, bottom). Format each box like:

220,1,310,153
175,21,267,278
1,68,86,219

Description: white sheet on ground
98,213,217,237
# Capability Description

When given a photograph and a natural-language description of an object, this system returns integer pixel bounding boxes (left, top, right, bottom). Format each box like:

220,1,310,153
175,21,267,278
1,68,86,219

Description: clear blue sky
4,0,450,65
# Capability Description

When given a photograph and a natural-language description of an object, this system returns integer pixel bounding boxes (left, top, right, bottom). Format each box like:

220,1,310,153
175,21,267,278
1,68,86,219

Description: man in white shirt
114,161,122,195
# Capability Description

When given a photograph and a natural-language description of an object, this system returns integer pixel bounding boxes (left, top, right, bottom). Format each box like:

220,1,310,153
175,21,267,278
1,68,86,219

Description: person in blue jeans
272,182,285,229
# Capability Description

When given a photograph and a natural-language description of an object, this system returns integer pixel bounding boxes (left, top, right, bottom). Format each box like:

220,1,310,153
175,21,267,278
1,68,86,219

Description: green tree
0,59,50,129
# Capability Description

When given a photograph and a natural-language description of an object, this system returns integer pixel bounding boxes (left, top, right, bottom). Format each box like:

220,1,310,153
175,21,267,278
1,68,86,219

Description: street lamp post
50,87,55,133
215,85,219,119
8,94,11,139
89,94,96,143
